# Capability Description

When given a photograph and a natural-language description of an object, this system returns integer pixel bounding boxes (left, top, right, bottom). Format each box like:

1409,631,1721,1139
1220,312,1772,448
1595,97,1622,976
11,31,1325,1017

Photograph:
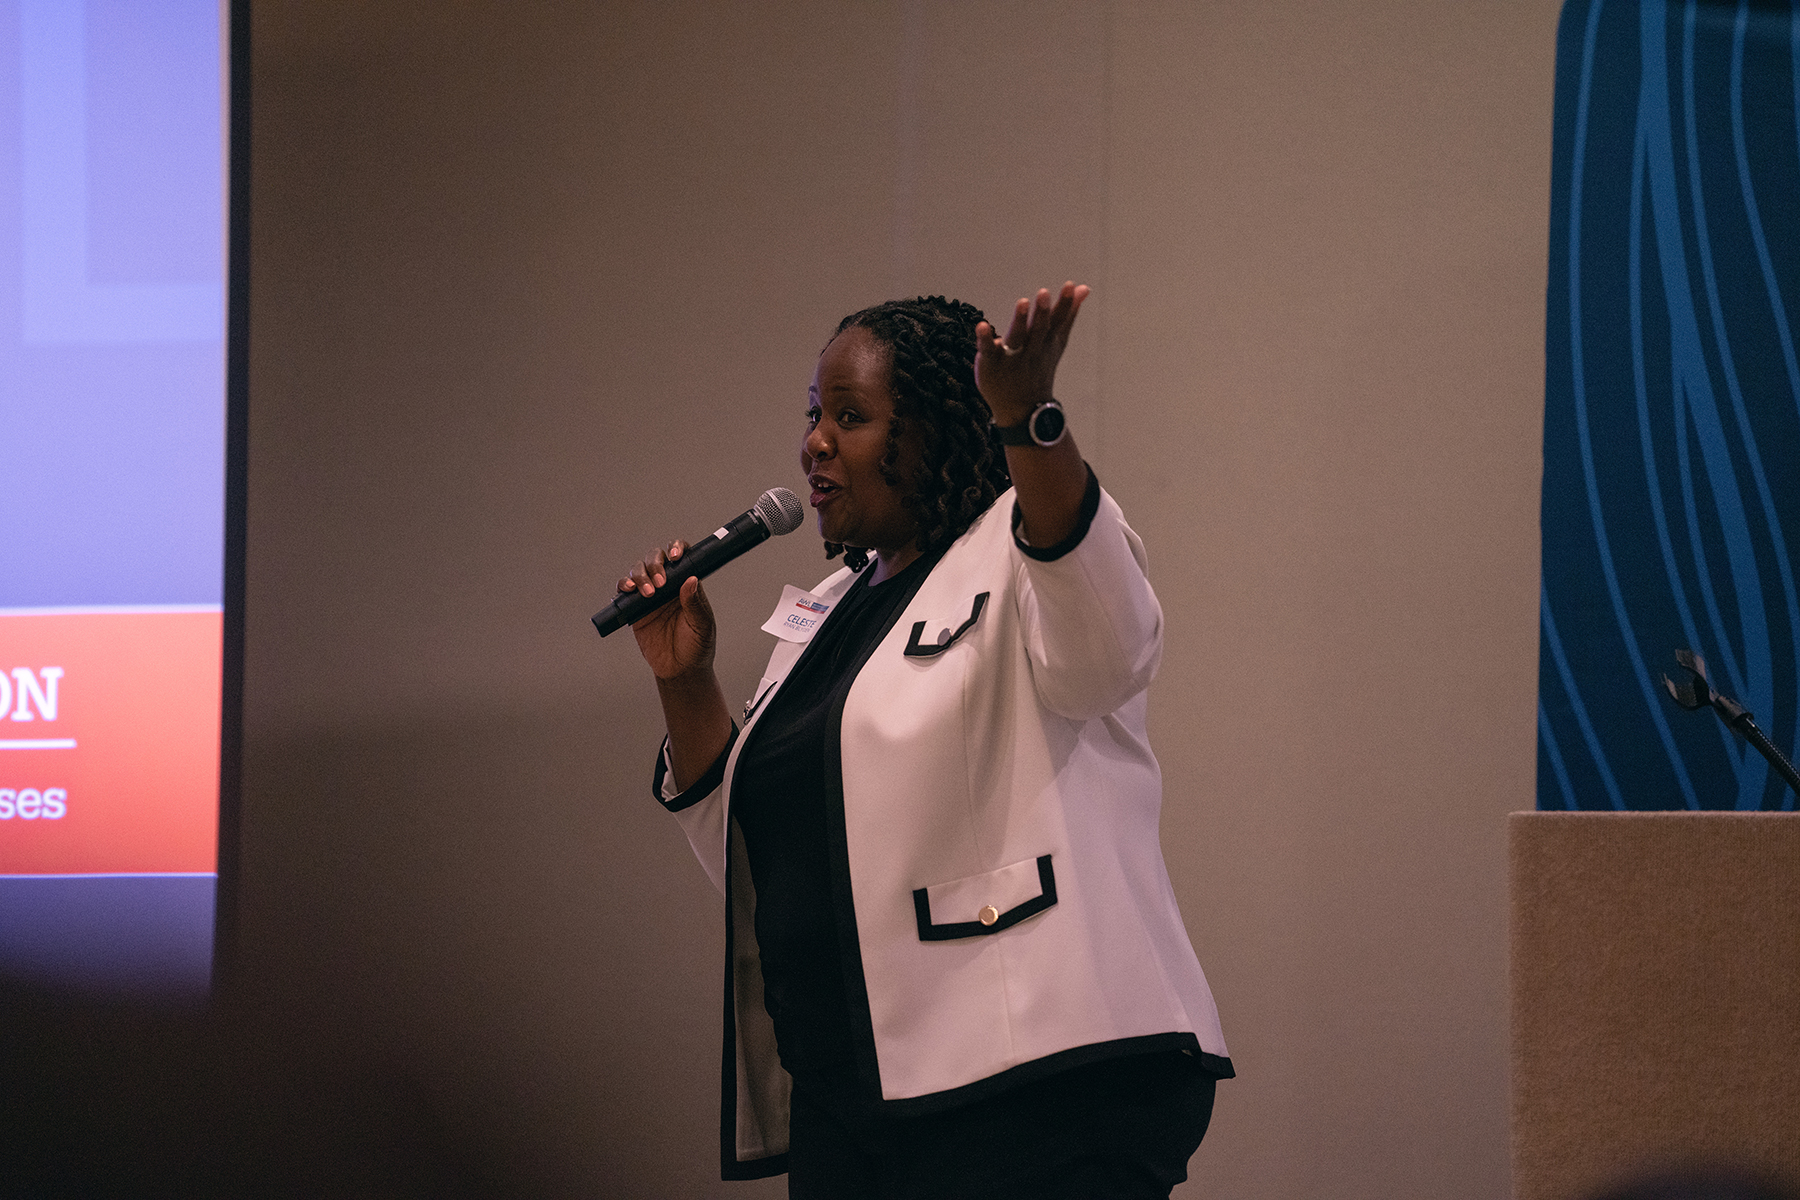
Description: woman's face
801,326,920,557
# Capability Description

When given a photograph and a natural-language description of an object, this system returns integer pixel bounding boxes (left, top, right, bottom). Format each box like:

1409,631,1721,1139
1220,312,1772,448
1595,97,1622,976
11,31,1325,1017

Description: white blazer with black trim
654,478,1231,1180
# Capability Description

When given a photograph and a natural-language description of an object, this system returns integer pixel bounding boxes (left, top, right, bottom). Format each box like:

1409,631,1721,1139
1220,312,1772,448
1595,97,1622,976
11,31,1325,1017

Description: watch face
1030,403,1066,446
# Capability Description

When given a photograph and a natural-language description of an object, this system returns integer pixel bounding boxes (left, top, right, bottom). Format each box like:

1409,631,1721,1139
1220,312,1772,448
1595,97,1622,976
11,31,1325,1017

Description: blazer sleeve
1012,481,1164,721
650,728,736,897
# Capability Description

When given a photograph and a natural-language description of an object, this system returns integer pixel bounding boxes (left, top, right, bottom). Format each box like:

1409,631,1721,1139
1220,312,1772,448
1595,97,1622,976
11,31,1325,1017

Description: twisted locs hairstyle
824,296,1011,570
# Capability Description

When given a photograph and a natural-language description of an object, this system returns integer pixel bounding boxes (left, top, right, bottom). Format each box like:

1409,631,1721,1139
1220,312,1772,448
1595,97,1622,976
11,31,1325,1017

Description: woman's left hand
974,281,1090,427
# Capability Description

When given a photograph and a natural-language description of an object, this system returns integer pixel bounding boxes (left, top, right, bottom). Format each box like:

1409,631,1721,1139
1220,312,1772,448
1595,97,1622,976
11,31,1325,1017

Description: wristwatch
994,399,1067,448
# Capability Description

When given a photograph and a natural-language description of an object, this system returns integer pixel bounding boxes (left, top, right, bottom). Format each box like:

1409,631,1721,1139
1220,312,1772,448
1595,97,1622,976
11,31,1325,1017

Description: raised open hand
974,281,1090,427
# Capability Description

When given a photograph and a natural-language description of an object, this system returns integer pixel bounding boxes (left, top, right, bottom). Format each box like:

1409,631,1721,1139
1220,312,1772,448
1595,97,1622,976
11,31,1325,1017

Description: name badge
761,585,835,643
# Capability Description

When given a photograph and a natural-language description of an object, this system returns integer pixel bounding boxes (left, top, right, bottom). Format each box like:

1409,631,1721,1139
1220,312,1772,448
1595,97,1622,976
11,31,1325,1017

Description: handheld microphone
592,488,806,637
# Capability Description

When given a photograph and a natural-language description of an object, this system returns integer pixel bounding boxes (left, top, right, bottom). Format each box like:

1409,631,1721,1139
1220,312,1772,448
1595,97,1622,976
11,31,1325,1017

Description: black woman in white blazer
619,284,1230,1197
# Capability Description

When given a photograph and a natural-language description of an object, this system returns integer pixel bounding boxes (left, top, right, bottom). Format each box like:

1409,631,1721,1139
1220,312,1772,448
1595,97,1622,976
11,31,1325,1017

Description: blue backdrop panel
1540,0,1800,811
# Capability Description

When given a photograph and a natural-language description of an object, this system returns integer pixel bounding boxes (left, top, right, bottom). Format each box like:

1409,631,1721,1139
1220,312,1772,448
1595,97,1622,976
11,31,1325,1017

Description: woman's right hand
619,541,717,681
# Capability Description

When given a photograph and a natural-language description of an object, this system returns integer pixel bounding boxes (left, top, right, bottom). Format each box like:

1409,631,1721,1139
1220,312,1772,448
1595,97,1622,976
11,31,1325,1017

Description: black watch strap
994,399,1067,447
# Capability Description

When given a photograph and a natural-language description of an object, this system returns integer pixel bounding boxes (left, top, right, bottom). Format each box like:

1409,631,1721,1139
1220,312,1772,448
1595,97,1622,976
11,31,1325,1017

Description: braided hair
823,296,1011,569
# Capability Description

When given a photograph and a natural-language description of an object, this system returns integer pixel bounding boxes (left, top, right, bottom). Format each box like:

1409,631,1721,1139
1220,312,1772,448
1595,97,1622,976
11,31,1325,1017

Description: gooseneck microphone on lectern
1663,648,1800,801
592,487,806,637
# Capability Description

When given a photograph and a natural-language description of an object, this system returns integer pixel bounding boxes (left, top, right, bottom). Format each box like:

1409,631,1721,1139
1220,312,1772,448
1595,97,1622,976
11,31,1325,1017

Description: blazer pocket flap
903,592,990,658
913,854,1056,941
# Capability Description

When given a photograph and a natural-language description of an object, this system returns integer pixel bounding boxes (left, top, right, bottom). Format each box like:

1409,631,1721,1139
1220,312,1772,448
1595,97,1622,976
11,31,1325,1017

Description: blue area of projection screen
1539,0,1800,812
0,0,225,609
0,875,215,995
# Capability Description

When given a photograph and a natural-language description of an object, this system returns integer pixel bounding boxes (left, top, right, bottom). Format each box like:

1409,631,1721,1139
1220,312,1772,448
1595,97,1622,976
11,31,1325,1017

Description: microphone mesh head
755,488,806,535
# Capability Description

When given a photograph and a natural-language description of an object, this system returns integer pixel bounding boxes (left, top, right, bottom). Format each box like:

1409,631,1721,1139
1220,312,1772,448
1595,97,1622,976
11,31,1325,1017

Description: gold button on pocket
913,855,1058,942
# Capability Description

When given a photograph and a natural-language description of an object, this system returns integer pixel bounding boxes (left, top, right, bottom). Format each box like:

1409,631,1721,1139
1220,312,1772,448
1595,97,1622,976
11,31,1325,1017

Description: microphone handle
592,509,772,637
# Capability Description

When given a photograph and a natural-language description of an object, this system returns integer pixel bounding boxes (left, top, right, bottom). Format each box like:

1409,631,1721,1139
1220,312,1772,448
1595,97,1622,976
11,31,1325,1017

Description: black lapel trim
717,842,791,1180
716,551,940,1175
718,853,740,1176
650,725,738,814
902,592,990,658
740,678,777,724
911,855,1057,940
820,548,945,1110
769,560,876,682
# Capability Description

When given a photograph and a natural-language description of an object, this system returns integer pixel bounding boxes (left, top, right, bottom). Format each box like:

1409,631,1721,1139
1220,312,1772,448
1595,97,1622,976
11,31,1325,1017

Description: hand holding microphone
593,488,805,656
617,540,718,684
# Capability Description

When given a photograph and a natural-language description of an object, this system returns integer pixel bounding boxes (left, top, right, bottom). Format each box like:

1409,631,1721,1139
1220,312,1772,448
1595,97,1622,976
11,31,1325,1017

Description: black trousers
787,1051,1218,1200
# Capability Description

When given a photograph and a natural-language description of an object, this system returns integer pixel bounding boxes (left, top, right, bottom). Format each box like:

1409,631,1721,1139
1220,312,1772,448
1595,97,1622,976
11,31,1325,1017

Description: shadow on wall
1589,1167,1800,1200
0,695,733,1198
0,979,499,1198
220,697,739,1197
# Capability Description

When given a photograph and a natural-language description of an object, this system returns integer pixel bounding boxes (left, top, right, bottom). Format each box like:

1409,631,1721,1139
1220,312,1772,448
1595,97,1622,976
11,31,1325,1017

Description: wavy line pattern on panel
1627,101,1742,781
1566,0,1700,808
1538,701,1582,811
1543,585,1628,810
1681,0,1794,805
1539,0,1800,810
1731,4,1800,786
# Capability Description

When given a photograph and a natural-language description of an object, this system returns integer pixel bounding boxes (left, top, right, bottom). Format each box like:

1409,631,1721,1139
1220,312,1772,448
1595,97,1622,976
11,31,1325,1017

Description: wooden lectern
1510,812,1800,1199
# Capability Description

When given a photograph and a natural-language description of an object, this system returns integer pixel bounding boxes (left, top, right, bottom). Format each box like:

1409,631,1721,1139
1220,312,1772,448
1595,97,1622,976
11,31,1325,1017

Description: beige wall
244,2,1559,1195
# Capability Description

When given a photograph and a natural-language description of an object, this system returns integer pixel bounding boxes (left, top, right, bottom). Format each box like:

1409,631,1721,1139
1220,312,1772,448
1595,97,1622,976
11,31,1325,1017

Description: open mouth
809,477,841,506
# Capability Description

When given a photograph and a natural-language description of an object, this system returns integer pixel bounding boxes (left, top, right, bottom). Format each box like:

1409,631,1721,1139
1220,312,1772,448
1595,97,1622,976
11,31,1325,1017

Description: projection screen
0,0,242,998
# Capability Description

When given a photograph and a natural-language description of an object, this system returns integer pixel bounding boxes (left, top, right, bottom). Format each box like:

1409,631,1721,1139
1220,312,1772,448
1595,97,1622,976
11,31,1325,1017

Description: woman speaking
618,283,1231,1198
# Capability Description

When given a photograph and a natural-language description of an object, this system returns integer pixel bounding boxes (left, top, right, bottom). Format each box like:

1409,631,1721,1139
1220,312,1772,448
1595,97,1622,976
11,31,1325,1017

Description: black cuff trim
913,855,1057,940
1012,463,1102,561
650,725,737,813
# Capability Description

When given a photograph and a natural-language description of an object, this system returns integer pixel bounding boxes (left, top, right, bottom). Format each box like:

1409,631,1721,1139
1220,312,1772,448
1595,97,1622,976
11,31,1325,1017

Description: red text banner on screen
0,610,220,875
